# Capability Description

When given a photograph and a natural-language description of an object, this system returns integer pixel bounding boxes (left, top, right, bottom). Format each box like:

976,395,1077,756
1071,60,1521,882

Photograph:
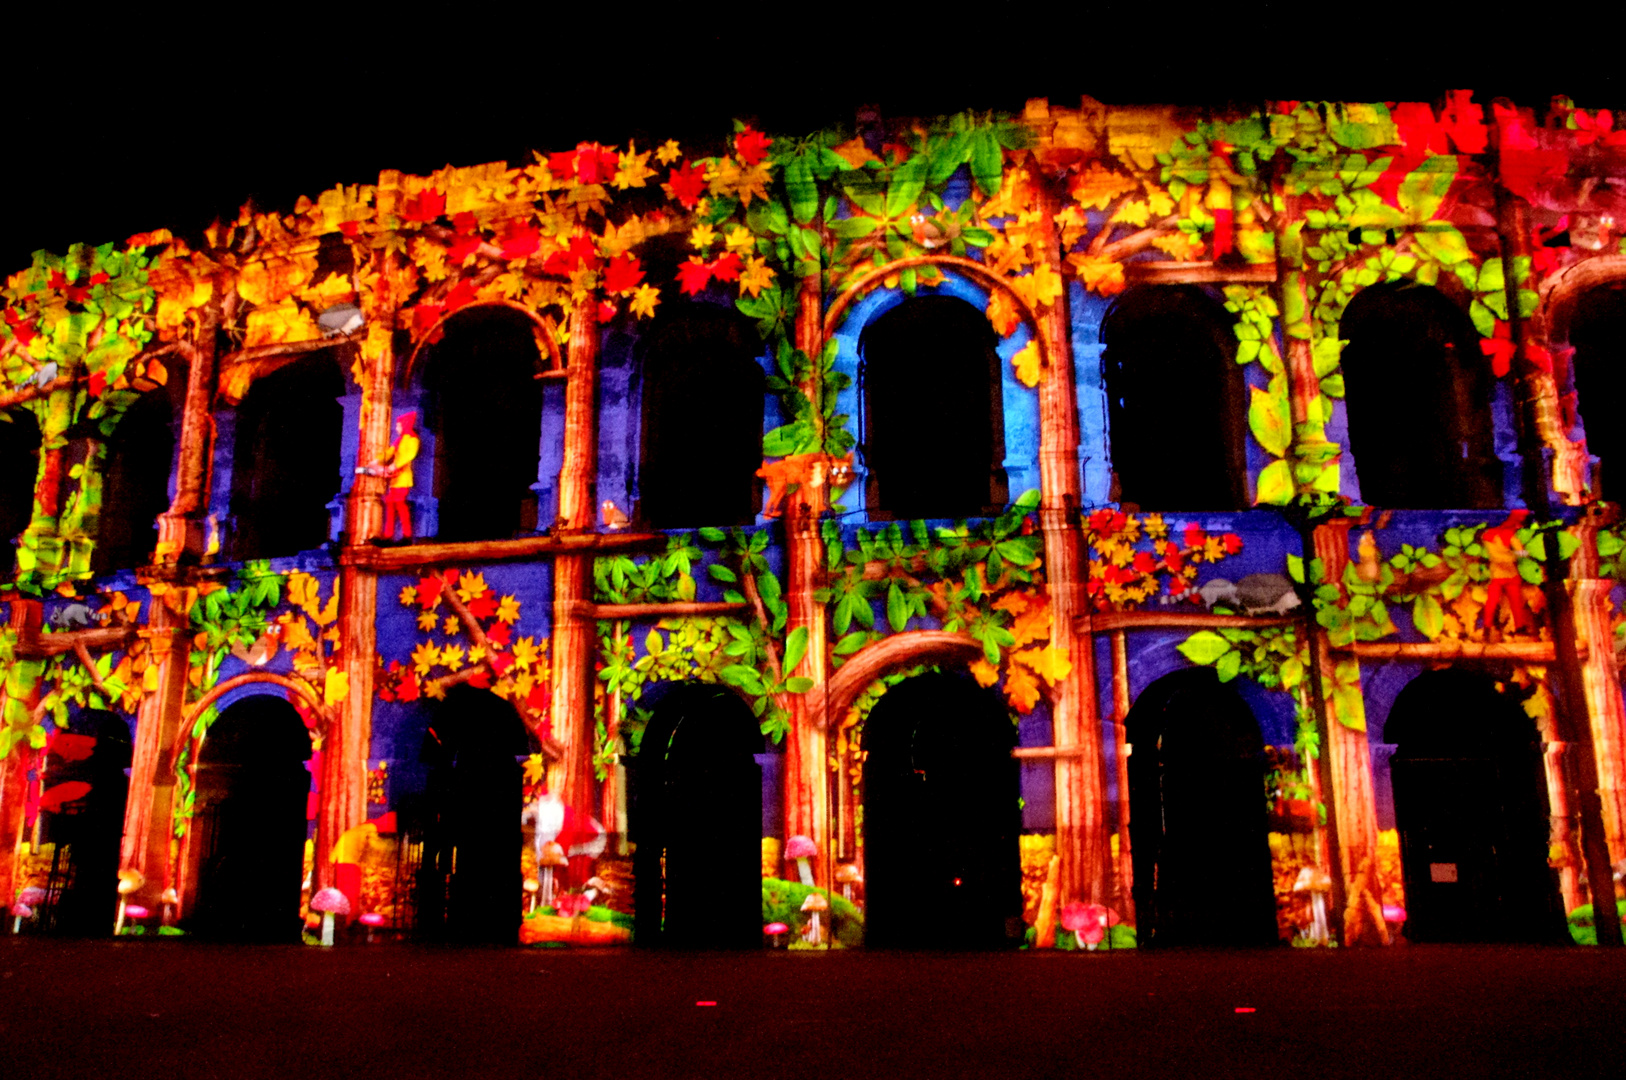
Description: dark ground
4,939,1623,1080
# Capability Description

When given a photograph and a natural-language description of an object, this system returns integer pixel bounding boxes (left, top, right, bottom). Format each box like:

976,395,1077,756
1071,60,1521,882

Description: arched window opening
190,696,312,942
1341,283,1500,508
1101,286,1247,510
1125,668,1277,947
417,685,529,945
93,389,175,573
639,306,764,528
422,308,544,542
36,709,131,936
228,352,344,560
862,670,1022,949
1384,669,1566,943
630,683,763,947
860,295,1006,520
1566,282,1626,498
0,410,41,570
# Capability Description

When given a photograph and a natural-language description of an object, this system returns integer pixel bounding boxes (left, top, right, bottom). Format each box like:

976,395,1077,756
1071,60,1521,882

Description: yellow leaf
739,257,775,299
1014,645,1072,686
237,247,318,307
1069,252,1126,296
242,299,320,349
831,137,880,169
142,664,161,692
497,595,521,624
313,591,340,628
724,225,755,253
1144,184,1175,217
296,271,355,308
1003,662,1043,714
630,284,660,319
1109,199,1150,227
281,617,316,654
1009,262,1063,309
613,144,656,190
1151,231,1206,261
512,636,540,670
1008,593,1052,648
411,641,441,675
323,669,350,706
1010,340,1042,388
689,223,716,251
441,644,466,672
467,644,488,665
969,658,1000,688
655,139,683,165
399,585,418,607
456,571,489,602
417,610,439,632
1069,163,1138,210
986,291,1021,337
991,591,1030,615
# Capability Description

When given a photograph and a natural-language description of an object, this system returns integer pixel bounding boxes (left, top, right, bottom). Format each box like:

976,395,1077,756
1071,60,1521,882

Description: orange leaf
1011,340,1042,388
1009,594,1052,649
1013,645,1072,686
986,290,1021,337
1003,661,1043,713
1069,163,1138,210
969,659,1001,688
1069,252,1126,296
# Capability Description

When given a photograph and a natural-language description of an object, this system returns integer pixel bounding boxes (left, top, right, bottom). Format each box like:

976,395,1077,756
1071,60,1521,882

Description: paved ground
3,939,1624,1079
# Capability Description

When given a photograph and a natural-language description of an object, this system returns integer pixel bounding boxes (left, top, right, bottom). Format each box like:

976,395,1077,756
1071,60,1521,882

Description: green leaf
886,581,910,633
1412,594,1445,640
1177,630,1232,666
1287,554,1305,584
699,527,726,543
1248,385,1292,457
783,676,814,694
834,631,868,655
1396,156,1456,223
782,626,809,674
1310,336,1344,378
708,564,738,583
1469,298,1496,338
1476,257,1505,296
1255,459,1295,506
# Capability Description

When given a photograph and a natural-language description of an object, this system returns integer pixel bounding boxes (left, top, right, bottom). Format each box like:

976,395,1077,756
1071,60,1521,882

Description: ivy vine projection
1339,282,1500,509
638,303,764,528
228,351,344,560
420,307,545,542
0,411,40,563
859,295,1006,520
1100,286,1247,510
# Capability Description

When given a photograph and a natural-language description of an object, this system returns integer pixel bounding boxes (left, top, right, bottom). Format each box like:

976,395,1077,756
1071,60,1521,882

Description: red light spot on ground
697,1001,717,1007
1234,1007,1256,1014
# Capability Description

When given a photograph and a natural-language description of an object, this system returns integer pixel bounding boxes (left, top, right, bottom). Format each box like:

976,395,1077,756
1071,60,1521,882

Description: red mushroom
310,887,351,946
764,921,789,948
359,912,386,943
10,902,33,934
784,835,817,886
1059,902,1119,951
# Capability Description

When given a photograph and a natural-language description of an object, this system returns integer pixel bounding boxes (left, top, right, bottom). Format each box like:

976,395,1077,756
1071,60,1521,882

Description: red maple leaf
412,303,446,343
89,271,109,286
1167,577,1188,596
486,621,512,647
1131,551,1156,575
48,271,67,290
1480,319,1516,378
467,668,492,689
466,592,498,620
735,126,772,166
709,252,742,283
396,672,420,703
548,149,579,179
1221,533,1243,555
417,574,444,609
451,211,479,235
597,300,618,323
401,188,446,223
339,221,362,238
1163,547,1185,574
446,232,483,264
88,371,107,397
1440,90,1488,154
541,250,574,277
443,278,480,313
499,221,540,261
1494,104,1569,199
1392,102,1449,155
489,650,514,677
603,253,644,294
677,257,714,295
1182,523,1207,550
566,233,601,271
667,160,707,208
65,284,90,304
525,683,551,715
1526,344,1554,374
576,143,618,184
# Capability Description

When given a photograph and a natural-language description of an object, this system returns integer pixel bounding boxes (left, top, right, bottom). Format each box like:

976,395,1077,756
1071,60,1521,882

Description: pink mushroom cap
764,922,789,935
18,887,46,906
359,913,387,927
784,835,817,860
123,905,150,920
310,887,351,916
9,902,32,918
1382,904,1407,922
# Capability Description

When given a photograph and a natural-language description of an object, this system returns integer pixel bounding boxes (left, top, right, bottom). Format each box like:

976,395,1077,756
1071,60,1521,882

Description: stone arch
808,630,985,730
397,300,562,389
1541,255,1626,500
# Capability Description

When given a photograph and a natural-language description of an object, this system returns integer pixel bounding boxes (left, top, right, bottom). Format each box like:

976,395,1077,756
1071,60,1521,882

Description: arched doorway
1566,281,1626,498
1340,282,1500,508
1101,286,1248,510
1126,668,1277,946
418,685,528,945
421,308,544,541
0,409,40,573
638,305,764,528
859,295,1006,520
37,710,131,936
191,696,312,942
1384,669,1566,943
862,670,1022,948
93,389,175,573
630,683,763,947
228,352,345,559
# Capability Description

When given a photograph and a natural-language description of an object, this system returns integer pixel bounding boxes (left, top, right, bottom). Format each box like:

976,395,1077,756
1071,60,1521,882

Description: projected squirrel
757,453,853,517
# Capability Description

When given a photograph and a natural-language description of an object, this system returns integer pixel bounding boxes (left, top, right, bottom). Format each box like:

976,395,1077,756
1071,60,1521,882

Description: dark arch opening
417,685,529,944
639,306,764,528
630,683,763,947
191,695,312,942
0,410,40,573
1101,286,1248,510
228,352,345,559
859,295,1006,520
93,390,175,573
1383,668,1566,943
1341,283,1500,508
862,669,1022,948
1566,282,1626,498
422,308,544,541
1126,668,1277,947
37,710,131,936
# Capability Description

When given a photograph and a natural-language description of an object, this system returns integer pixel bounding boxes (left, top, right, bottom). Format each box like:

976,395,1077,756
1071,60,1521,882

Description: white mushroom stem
1310,894,1329,944
11,913,20,934
541,868,555,906
113,898,127,936
321,912,336,947
805,912,821,944
795,858,813,886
